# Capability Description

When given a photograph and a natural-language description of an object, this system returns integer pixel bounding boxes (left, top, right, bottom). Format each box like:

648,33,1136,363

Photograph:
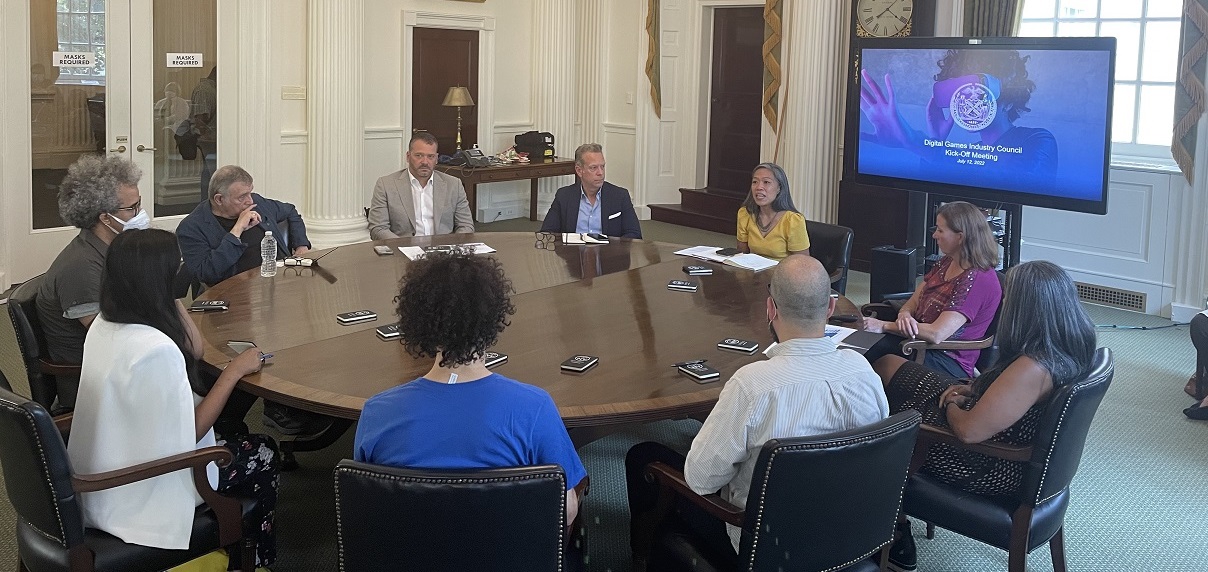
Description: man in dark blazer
177,164,311,287
367,131,475,239
540,143,642,239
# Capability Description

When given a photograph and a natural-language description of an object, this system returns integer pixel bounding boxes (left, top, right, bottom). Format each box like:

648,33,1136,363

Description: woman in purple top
862,201,1002,378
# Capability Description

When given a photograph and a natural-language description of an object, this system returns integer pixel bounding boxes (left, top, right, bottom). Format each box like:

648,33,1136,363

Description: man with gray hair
177,164,310,287
625,255,888,563
539,143,642,238
177,164,319,435
36,154,147,410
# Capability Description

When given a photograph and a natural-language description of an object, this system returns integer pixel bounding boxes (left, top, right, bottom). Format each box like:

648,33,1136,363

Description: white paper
723,253,779,272
398,246,425,260
824,324,858,344
397,243,496,260
674,245,729,263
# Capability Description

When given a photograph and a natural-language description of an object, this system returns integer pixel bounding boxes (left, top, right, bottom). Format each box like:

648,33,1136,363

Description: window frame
1019,0,1182,165
54,0,107,86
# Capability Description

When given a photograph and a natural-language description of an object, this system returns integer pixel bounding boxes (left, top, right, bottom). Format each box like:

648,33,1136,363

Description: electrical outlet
481,206,521,222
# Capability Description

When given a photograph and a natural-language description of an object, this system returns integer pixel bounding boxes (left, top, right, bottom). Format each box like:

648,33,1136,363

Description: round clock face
855,0,914,37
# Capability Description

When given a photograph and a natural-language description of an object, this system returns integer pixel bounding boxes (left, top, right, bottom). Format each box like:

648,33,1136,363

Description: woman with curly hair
353,250,588,526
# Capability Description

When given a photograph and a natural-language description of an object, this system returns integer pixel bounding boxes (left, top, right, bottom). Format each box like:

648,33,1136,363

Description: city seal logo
950,81,997,132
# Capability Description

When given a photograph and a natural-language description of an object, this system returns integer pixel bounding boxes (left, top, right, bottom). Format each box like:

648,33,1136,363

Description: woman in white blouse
66,228,279,569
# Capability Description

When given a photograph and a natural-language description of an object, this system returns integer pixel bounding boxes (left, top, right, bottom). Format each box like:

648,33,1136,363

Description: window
1020,0,1182,160
56,0,106,84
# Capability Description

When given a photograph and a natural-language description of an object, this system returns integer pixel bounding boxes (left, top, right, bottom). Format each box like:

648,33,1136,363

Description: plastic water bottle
260,231,278,277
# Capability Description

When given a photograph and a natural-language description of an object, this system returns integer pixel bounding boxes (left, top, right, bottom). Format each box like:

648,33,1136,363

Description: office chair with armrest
0,384,256,572
637,410,922,572
334,460,577,572
863,271,1006,374
805,220,854,295
904,348,1114,572
7,274,80,410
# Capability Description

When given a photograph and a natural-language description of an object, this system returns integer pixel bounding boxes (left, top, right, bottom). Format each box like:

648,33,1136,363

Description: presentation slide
856,47,1112,201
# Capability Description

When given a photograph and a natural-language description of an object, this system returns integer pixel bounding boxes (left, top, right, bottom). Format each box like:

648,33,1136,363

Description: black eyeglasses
534,232,557,250
114,198,142,213
767,283,778,309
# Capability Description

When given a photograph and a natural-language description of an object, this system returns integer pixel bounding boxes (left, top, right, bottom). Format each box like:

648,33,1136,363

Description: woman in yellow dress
736,163,809,260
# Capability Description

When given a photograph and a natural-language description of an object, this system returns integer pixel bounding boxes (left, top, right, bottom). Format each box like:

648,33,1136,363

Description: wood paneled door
707,7,763,193
412,27,479,155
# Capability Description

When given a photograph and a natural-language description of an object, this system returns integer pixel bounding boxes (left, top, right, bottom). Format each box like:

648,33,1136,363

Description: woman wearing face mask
35,154,150,410
736,163,810,260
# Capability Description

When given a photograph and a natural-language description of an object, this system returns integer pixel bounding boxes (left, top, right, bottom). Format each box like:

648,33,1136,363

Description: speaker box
870,245,918,303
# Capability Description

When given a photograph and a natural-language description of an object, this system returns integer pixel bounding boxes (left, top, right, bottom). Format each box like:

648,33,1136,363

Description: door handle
136,144,157,152
109,145,127,153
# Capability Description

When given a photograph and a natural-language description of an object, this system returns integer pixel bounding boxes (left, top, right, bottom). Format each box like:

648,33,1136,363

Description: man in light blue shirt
540,143,643,238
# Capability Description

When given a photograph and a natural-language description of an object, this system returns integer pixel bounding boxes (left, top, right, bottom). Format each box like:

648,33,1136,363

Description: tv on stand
838,35,1116,270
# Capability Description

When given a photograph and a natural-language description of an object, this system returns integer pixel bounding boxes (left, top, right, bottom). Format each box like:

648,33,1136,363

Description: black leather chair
639,410,922,572
862,270,1006,374
904,348,1115,572
334,460,572,572
805,220,854,294
6,274,80,410
0,384,256,572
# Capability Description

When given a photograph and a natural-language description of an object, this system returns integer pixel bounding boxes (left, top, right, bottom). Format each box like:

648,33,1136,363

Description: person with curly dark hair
353,250,588,527
860,48,1057,182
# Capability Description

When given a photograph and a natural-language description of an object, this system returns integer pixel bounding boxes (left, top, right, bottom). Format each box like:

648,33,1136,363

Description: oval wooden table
193,233,864,446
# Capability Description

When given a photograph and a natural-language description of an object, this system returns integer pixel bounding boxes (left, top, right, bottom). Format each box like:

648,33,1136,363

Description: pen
673,359,707,368
260,353,274,362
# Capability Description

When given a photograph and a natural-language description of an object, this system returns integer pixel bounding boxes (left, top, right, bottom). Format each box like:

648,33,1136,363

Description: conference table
192,233,868,447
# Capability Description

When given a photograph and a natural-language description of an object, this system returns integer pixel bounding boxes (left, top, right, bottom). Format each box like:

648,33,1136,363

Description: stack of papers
674,246,779,272
397,243,497,260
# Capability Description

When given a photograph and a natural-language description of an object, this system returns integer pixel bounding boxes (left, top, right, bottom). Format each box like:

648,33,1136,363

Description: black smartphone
716,247,741,256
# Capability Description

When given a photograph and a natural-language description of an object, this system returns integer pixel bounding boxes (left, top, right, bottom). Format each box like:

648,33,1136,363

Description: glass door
24,0,214,231
28,0,109,231
132,0,217,219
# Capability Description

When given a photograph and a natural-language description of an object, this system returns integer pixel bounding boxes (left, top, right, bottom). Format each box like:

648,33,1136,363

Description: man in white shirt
367,131,475,239
626,255,889,565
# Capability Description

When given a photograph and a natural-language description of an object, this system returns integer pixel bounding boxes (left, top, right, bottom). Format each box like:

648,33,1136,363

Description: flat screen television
843,36,1116,215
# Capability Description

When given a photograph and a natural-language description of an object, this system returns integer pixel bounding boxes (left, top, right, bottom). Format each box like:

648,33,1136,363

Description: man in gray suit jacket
368,131,475,239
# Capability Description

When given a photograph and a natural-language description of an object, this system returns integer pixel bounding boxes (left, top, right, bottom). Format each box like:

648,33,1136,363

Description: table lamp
441,86,475,151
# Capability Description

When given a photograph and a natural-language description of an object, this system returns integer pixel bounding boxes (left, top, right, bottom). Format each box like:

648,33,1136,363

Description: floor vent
1074,282,1146,313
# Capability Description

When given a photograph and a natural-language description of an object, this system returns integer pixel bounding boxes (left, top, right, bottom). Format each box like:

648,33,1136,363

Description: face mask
122,209,151,230
104,209,151,234
768,320,780,344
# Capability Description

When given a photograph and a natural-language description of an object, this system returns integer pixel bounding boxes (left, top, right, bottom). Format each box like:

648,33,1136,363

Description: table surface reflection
194,233,860,427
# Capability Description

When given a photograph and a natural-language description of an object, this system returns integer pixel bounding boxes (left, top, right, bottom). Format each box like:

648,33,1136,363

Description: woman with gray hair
736,162,810,259
35,154,145,410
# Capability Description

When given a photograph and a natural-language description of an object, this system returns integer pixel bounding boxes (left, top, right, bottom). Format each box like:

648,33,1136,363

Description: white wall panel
1022,167,1175,316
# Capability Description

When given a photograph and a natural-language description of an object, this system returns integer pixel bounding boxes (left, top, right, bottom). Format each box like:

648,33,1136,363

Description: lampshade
441,86,475,107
